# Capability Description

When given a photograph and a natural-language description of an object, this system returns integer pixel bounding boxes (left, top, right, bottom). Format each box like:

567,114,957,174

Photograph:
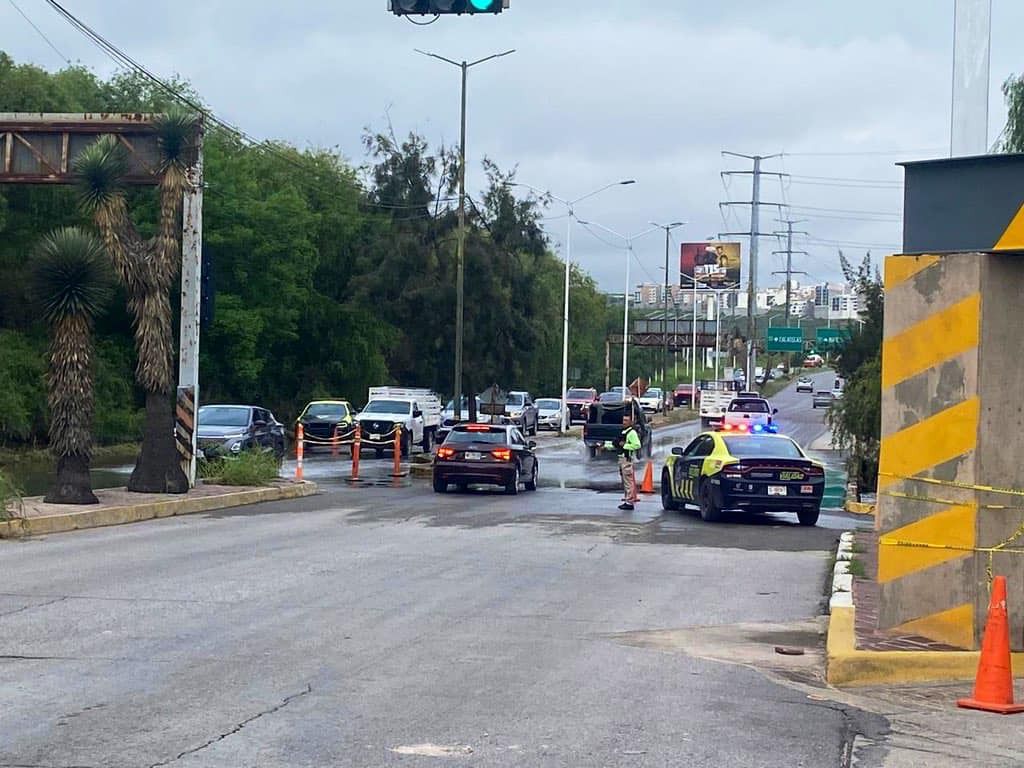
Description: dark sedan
197,404,286,459
433,423,538,495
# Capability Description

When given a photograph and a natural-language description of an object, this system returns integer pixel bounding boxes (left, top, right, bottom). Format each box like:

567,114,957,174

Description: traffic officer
606,413,642,511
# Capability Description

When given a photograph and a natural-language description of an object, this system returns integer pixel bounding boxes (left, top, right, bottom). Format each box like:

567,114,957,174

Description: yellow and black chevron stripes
876,253,981,649
995,203,1024,251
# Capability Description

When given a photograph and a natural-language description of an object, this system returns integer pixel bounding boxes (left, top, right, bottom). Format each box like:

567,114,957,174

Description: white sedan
535,398,567,430
638,388,665,414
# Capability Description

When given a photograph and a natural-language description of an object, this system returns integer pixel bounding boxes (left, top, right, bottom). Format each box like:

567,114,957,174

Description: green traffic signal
470,0,496,8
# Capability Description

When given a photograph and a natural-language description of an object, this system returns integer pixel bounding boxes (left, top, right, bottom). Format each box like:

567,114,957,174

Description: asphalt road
0,372,883,767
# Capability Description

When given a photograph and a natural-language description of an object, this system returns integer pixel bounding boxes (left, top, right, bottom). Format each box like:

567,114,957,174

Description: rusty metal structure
0,113,162,185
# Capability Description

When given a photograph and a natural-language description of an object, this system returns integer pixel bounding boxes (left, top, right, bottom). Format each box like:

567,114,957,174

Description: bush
0,467,23,520
198,449,280,487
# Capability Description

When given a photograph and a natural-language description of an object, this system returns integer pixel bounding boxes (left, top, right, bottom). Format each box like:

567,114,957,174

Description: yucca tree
74,107,199,494
31,228,112,504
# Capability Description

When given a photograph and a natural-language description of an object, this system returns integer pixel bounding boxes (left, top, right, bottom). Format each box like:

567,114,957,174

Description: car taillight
437,446,456,460
806,465,825,477
491,448,512,462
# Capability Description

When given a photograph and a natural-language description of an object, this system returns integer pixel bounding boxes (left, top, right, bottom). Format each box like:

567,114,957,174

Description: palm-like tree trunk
32,228,111,505
45,313,99,504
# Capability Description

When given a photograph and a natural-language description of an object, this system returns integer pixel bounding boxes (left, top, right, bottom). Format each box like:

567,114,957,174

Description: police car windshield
723,436,803,458
728,399,769,413
447,428,508,444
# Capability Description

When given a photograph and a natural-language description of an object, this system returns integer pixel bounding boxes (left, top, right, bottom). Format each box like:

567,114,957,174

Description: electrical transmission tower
719,152,786,384
772,218,808,327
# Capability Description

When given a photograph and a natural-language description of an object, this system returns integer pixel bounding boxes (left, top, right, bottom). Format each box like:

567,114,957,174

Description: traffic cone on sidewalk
639,461,655,495
957,576,1024,714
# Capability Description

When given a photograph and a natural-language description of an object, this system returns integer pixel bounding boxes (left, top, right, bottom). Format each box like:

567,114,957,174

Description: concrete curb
0,481,319,539
825,532,1024,685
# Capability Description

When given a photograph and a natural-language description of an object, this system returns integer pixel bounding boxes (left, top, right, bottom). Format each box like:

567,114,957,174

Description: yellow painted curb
0,481,318,539
826,604,1024,685
844,500,876,516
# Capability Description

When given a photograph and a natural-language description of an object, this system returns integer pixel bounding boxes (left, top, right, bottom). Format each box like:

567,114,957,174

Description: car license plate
465,451,482,461
768,485,787,496
371,433,381,441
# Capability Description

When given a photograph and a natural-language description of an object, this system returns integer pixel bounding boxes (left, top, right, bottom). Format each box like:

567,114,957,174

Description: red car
673,383,699,408
564,387,598,424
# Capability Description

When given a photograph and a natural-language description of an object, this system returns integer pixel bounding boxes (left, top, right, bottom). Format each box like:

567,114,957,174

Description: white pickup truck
698,379,742,427
356,387,442,457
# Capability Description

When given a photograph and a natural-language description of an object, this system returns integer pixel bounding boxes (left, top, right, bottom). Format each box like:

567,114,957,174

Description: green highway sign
766,327,804,352
816,328,845,350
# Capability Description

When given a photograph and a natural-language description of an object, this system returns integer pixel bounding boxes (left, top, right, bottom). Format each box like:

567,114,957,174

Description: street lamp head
620,179,637,185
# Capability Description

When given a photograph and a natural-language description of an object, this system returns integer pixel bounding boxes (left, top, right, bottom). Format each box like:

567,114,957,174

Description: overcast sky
3,1,1022,291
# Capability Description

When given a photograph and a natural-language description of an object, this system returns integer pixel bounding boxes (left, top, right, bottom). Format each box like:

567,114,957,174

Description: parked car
812,390,836,409
504,391,539,436
433,423,539,495
564,387,599,424
795,377,814,393
673,383,699,408
535,398,566,430
296,399,354,450
438,396,489,443
803,355,824,368
197,404,286,459
661,430,824,526
638,387,665,414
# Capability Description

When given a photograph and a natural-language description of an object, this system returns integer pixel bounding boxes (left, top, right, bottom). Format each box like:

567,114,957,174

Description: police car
660,429,825,526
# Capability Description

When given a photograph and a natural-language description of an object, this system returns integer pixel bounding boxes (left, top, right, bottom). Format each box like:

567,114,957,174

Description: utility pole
720,152,786,385
651,220,685,390
772,219,808,327
416,48,515,420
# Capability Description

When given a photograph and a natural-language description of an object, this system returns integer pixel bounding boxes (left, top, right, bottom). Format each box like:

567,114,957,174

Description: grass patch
0,467,24,521
198,450,281,487
847,555,867,579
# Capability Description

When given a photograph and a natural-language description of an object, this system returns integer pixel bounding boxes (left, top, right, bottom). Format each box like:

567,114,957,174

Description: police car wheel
699,482,723,523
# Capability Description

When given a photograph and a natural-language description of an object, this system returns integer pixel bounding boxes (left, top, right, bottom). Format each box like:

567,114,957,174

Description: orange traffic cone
957,576,1024,714
639,461,655,495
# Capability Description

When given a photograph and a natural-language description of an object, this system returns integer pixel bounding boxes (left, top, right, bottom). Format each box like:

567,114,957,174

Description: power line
788,173,902,185
781,148,943,157
9,0,69,64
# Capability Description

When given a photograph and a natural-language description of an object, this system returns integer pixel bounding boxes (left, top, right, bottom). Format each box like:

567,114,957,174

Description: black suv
582,398,652,460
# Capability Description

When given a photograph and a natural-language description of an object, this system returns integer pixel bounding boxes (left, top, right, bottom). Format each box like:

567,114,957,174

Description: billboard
680,242,742,288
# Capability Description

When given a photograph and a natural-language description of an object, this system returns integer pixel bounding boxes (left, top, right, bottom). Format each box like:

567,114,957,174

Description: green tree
828,251,883,492
31,228,112,503
1001,74,1024,152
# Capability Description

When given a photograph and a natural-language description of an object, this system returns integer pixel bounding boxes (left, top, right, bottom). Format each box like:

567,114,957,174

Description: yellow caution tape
878,472,1024,498
880,488,1024,511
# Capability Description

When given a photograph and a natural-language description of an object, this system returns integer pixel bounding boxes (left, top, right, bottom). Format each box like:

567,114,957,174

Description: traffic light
390,0,507,15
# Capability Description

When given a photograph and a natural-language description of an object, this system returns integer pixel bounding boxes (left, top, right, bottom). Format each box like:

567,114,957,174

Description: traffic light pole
415,48,514,420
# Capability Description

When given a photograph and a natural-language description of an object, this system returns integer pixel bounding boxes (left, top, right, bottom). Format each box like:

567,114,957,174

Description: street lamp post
650,220,685,392
578,221,660,394
416,47,515,421
510,180,636,432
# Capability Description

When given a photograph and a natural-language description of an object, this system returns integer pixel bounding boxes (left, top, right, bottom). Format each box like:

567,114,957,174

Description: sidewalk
827,530,1024,686
1,479,318,538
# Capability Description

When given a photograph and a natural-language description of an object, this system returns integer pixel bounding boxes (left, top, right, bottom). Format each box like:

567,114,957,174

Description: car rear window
723,436,803,458
567,389,594,399
589,404,627,424
447,428,508,444
728,399,769,413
